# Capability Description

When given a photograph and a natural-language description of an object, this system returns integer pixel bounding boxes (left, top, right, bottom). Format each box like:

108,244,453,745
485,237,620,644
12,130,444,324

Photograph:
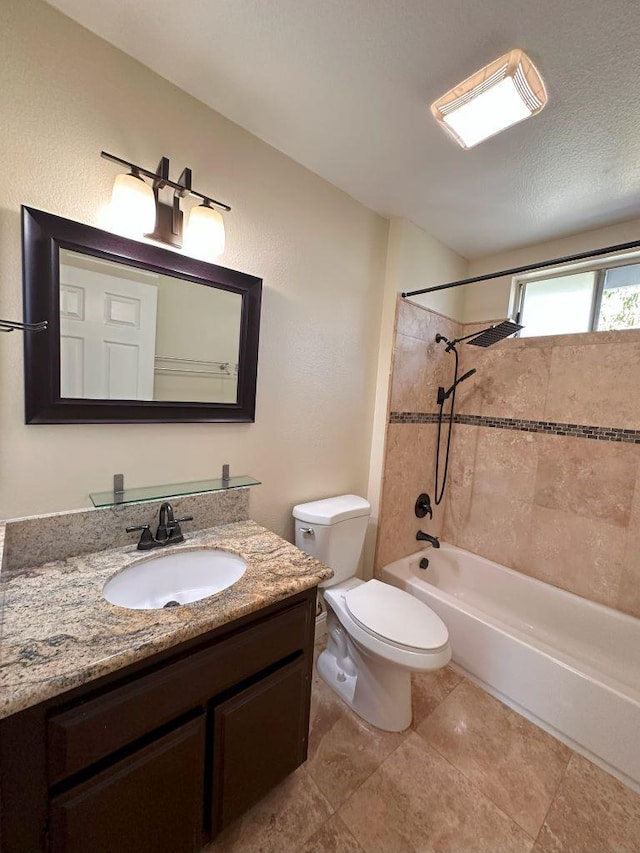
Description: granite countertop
0,520,332,720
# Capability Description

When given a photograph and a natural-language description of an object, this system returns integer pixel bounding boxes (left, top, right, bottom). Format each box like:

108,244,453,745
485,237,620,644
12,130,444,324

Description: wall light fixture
431,49,547,149
101,151,230,259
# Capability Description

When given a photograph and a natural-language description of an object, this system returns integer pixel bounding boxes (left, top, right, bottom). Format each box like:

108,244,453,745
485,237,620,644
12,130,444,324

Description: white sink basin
103,548,247,610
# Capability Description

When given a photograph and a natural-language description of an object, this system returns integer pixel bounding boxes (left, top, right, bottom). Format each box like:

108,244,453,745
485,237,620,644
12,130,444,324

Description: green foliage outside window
598,284,640,330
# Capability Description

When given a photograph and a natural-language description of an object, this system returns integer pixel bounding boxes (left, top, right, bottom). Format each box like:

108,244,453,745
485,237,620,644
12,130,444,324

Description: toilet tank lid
292,494,371,525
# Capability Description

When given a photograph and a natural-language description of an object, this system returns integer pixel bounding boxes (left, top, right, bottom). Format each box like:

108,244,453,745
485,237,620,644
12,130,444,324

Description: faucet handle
415,493,433,520
163,515,193,546
126,524,156,550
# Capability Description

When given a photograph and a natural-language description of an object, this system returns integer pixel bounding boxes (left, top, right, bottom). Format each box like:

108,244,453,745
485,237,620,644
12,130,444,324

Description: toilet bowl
293,495,451,731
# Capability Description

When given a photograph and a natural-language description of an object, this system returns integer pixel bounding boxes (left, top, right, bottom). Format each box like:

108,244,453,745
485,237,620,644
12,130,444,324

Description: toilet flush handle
299,527,315,536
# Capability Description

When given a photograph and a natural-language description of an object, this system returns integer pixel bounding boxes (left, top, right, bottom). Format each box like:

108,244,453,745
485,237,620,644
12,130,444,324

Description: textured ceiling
46,0,640,258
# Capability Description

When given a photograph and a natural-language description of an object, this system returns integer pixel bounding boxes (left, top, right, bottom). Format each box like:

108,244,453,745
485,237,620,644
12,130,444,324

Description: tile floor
206,654,640,852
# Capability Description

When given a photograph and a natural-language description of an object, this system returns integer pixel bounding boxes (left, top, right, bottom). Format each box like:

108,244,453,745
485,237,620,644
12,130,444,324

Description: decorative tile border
389,412,441,424
389,411,640,444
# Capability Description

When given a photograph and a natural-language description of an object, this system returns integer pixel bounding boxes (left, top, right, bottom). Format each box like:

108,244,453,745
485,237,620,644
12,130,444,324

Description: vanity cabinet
212,656,309,829
0,588,316,853
49,717,206,853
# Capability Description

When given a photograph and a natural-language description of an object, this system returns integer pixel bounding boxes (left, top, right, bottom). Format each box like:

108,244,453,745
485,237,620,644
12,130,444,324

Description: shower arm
436,325,501,351
446,329,489,346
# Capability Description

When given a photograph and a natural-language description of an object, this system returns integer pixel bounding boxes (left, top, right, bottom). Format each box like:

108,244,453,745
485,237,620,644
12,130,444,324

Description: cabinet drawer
48,600,311,784
212,655,310,833
49,715,205,853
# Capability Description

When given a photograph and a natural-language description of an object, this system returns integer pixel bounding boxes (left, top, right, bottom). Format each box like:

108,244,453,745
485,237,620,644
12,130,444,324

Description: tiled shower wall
376,298,640,619
376,300,462,569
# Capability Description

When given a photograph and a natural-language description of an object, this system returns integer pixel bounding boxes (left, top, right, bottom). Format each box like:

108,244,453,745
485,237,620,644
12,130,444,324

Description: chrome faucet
416,530,440,548
126,502,194,551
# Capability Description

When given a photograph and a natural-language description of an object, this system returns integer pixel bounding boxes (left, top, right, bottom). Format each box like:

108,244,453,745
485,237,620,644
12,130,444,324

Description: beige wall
392,219,468,321
0,0,388,543
460,216,640,324
375,298,461,570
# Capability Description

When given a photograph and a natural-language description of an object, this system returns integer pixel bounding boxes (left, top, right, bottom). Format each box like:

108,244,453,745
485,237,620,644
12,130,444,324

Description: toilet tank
293,495,371,587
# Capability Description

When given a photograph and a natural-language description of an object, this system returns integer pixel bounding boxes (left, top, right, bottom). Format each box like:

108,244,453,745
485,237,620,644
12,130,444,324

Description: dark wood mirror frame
22,206,261,424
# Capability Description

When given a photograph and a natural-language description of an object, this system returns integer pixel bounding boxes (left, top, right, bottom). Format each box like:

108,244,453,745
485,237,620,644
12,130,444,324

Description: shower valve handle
415,493,433,519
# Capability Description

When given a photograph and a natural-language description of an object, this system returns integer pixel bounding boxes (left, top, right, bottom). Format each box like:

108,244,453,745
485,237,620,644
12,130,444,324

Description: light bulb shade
185,203,225,259
431,49,547,149
109,172,156,235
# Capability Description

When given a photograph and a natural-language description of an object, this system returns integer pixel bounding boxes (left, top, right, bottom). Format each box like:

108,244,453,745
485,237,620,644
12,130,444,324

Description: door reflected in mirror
59,249,242,404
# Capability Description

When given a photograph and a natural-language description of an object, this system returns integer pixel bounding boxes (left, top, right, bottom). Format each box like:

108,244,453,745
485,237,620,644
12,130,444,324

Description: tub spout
416,530,440,548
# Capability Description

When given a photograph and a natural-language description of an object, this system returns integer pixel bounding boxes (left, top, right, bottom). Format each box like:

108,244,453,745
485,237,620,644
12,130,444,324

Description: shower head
466,320,523,347
435,320,523,353
437,367,477,404
457,367,477,385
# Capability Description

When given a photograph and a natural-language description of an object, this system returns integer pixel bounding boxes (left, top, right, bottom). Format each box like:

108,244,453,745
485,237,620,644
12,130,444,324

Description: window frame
514,252,640,335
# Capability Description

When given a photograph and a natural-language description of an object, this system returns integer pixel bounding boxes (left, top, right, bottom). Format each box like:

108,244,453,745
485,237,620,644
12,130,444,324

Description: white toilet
293,494,451,732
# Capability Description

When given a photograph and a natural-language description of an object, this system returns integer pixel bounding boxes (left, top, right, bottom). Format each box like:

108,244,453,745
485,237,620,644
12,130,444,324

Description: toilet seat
345,579,449,652
322,577,452,715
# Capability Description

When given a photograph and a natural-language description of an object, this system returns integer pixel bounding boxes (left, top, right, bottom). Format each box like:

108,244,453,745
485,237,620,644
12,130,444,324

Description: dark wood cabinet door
211,656,310,834
47,600,310,786
49,716,205,853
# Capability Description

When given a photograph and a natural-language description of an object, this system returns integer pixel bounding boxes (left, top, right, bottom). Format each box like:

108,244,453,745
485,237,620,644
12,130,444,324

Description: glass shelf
90,475,261,508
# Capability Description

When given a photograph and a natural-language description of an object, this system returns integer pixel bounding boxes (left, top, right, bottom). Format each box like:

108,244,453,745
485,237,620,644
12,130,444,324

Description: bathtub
381,543,640,792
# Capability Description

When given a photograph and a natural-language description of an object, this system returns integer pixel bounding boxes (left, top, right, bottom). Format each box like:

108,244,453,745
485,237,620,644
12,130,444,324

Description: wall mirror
22,207,261,423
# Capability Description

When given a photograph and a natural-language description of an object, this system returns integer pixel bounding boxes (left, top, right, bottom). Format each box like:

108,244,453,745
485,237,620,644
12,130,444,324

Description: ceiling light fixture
431,49,547,149
101,151,231,259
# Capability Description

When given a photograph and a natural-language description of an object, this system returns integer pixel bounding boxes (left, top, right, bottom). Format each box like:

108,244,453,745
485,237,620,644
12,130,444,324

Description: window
517,261,640,337
598,265,640,331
